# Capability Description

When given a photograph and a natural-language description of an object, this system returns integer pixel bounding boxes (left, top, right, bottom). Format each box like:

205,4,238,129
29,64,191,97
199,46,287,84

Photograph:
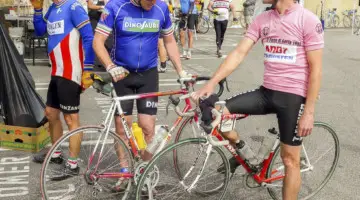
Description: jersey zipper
136,11,144,73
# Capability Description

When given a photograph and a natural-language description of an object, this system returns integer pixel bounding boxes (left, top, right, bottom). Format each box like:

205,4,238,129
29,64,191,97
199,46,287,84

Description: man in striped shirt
30,0,95,181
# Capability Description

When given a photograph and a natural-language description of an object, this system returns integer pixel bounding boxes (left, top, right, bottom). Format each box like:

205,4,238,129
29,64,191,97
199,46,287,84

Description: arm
207,38,255,86
303,49,322,116
163,34,183,74
33,8,50,36
161,6,184,74
188,0,195,15
71,2,95,70
93,6,115,69
93,32,113,68
207,1,214,12
87,0,103,11
229,3,236,19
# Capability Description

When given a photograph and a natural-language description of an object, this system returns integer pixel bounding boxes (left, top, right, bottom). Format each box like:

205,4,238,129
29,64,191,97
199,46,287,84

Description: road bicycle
196,12,210,34
39,73,228,200
325,8,340,28
136,95,340,200
342,9,359,28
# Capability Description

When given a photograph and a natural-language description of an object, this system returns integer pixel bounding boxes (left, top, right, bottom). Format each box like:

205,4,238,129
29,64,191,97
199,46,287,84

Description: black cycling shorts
46,76,82,114
179,14,198,30
113,67,159,116
225,86,306,146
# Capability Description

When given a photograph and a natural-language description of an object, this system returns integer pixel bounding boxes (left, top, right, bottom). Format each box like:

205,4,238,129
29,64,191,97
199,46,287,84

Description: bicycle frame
181,113,315,192
87,87,200,179
211,114,314,187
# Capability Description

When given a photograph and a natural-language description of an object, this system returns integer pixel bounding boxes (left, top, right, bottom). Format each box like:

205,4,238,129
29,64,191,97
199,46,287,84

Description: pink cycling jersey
246,4,324,97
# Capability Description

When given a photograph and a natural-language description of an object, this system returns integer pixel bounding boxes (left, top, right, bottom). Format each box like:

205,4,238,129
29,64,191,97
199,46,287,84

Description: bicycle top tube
112,89,188,102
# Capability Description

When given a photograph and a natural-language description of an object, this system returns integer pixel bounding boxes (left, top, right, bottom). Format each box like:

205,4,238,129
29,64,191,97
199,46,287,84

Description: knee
139,122,155,137
63,114,79,127
281,152,300,169
45,107,59,122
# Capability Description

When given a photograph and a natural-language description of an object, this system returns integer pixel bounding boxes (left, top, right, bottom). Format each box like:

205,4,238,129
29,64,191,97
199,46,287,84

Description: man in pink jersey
192,0,323,199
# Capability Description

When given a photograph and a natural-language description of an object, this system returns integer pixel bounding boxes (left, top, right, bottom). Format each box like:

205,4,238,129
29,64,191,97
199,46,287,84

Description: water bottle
146,126,168,154
133,122,147,150
235,140,258,165
257,135,275,162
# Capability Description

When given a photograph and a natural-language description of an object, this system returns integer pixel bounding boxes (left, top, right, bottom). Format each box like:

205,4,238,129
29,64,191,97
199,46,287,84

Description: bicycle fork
179,143,214,193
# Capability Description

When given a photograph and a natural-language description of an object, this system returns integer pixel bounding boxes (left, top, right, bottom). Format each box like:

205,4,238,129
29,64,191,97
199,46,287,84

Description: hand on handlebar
191,82,216,102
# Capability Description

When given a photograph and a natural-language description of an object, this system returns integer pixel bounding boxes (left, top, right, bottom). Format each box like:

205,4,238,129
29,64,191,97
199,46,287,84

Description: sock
67,157,78,169
120,167,129,173
51,150,62,158
188,48,192,54
161,61,166,68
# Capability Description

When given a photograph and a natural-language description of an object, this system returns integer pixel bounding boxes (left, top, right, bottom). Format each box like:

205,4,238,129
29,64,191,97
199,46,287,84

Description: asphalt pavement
0,28,359,200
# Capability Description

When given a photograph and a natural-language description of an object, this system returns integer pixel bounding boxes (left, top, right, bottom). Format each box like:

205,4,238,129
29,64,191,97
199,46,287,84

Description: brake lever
224,78,230,92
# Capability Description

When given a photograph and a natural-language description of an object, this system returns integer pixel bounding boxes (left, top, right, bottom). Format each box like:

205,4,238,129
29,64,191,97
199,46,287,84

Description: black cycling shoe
32,149,63,164
217,157,240,174
50,163,80,181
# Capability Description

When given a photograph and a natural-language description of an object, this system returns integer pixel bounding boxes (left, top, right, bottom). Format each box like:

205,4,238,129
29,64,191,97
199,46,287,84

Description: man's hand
107,65,129,82
178,70,192,79
81,71,94,91
297,113,314,137
191,81,216,102
30,0,44,9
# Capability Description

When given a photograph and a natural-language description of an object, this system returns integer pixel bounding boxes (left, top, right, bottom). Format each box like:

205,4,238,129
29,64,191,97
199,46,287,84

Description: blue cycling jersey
180,0,197,14
96,0,173,72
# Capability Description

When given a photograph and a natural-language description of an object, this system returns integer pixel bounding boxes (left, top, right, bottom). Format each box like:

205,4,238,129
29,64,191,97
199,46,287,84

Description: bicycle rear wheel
343,15,351,28
135,138,230,200
197,17,210,34
40,126,134,200
266,122,340,200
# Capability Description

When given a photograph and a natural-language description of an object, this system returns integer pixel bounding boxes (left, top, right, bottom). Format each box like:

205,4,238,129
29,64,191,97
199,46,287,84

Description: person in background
208,0,236,57
243,0,256,33
179,0,198,59
30,0,95,181
87,0,107,30
158,0,175,73
195,0,204,32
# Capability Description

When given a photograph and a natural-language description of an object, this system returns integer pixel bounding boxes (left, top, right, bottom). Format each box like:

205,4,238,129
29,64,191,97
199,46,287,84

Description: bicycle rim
41,126,135,200
198,19,209,34
266,122,340,200
135,138,230,200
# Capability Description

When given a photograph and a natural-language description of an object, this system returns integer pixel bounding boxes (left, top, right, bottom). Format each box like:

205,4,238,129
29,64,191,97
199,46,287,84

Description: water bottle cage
219,118,236,133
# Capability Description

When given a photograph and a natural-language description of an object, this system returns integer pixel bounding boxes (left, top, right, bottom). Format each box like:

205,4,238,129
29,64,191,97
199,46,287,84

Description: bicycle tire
343,15,351,28
266,122,340,200
135,138,230,200
40,126,135,200
333,15,340,28
197,17,210,34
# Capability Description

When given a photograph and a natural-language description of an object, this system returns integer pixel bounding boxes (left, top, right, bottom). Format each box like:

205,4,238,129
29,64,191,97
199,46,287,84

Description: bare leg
115,115,133,168
138,114,156,161
281,143,302,200
45,106,63,144
63,113,81,158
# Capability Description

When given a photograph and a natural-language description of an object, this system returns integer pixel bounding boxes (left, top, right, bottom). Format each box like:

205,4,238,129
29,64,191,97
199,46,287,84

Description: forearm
78,24,95,70
93,33,113,69
33,9,47,36
164,36,183,73
209,43,248,85
88,3,103,10
207,4,214,12
304,68,322,115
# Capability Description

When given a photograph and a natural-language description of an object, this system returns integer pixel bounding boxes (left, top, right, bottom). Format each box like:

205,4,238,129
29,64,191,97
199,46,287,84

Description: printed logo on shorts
47,20,64,35
293,104,305,142
122,17,160,33
146,101,158,108
264,43,297,64
60,104,79,111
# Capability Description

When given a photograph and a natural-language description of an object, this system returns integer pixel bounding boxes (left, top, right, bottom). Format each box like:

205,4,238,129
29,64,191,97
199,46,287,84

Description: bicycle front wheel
197,17,210,34
135,138,230,200
40,126,135,200
266,122,340,200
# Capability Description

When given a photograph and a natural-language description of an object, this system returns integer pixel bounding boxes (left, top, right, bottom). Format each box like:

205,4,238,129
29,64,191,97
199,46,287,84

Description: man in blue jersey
29,0,95,180
179,0,198,59
93,0,190,172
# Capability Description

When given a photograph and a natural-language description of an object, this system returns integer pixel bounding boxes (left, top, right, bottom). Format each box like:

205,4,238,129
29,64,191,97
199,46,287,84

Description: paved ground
1,28,360,200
